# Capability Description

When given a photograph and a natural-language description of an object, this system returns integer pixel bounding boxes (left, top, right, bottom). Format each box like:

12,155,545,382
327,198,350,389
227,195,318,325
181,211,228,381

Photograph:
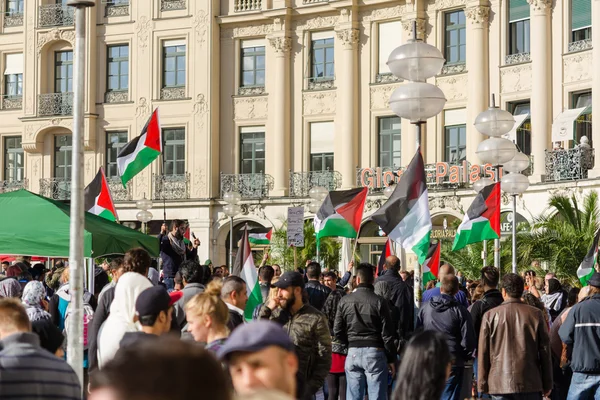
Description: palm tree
441,239,514,280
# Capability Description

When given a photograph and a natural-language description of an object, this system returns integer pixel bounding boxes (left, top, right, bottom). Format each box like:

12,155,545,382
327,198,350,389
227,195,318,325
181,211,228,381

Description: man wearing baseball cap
119,286,182,348
258,271,331,400
218,321,299,398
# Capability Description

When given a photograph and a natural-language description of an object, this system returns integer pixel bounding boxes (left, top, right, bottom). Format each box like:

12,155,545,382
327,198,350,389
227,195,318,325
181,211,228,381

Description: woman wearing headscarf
22,280,65,356
97,272,153,368
542,278,565,322
0,277,22,298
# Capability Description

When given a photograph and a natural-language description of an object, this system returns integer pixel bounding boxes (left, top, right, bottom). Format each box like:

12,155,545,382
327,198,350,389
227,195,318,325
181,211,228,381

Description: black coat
305,280,331,311
227,308,244,332
469,289,504,343
322,289,345,335
560,294,600,373
375,269,414,340
159,234,198,278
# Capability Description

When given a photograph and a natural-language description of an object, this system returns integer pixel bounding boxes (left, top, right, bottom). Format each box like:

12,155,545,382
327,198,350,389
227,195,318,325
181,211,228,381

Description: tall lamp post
308,186,329,263
223,192,242,269
502,152,530,273
473,176,494,267
475,96,517,270
65,0,94,388
136,197,153,234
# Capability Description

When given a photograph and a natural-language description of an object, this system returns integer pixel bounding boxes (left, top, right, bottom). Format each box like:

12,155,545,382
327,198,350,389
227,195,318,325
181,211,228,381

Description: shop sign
431,229,457,239
500,211,528,236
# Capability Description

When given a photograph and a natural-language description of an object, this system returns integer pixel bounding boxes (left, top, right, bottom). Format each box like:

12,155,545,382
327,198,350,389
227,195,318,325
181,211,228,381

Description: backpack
63,291,95,350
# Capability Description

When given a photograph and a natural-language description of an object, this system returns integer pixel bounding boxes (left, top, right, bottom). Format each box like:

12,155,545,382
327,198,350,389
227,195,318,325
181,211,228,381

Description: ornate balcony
152,174,190,200
160,87,186,101
544,147,594,182
238,86,265,96
308,78,335,91
234,0,262,12
568,39,592,53
304,0,329,3
105,1,130,17
104,91,129,104
1,95,22,110
440,63,467,75
38,93,73,116
40,178,71,201
4,12,23,27
38,4,74,28
0,179,27,193
220,173,274,199
375,73,401,84
289,170,342,197
505,52,531,65
160,0,186,11
107,178,132,202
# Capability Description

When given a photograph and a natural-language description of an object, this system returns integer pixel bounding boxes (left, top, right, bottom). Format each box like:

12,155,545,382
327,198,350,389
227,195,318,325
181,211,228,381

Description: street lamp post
502,152,530,273
65,0,94,388
223,191,242,269
308,186,329,263
136,197,153,234
473,176,494,267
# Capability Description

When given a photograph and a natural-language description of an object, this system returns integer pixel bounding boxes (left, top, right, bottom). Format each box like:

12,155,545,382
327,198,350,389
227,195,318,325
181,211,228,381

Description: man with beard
159,220,200,292
259,271,331,400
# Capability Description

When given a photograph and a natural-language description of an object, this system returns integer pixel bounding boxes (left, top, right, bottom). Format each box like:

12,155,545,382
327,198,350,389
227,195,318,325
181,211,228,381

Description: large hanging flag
423,241,441,287
117,108,162,187
452,183,501,251
377,238,394,276
248,228,273,246
371,149,431,264
84,167,118,222
578,229,600,286
232,226,263,320
314,187,368,241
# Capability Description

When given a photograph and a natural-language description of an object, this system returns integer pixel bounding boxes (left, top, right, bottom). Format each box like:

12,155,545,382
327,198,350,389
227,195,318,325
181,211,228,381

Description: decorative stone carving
238,86,266,96
233,96,268,120
37,28,75,55
136,97,149,117
365,198,385,212
160,0,186,11
135,171,147,198
500,64,532,93
370,84,400,110
308,79,335,91
336,28,360,49
303,91,337,115
106,3,129,17
505,52,531,65
294,15,338,31
194,10,209,44
4,12,23,27
465,5,490,25
160,87,186,100
563,52,593,83
1,96,22,110
360,5,406,22
428,0,467,11
136,16,152,51
401,18,426,39
193,169,207,198
441,63,467,75
222,24,273,39
527,0,552,12
104,91,129,104
193,94,208,137
568,39,593,53
32,158,40,177
429,195,463,212
27,16,35,58
268,37,292,54
25,125,36,140
437,74,468,101
376,73,401,84
241,203,266,220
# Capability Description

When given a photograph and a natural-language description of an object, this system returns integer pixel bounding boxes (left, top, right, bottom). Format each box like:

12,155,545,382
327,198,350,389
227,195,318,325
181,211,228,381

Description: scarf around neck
168,232,187,257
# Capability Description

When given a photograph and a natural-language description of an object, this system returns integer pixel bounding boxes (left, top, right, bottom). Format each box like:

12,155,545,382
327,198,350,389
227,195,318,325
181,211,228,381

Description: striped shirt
0,332,81,400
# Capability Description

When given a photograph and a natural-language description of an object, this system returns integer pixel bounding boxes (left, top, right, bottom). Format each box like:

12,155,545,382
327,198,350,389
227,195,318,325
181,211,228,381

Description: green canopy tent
0,190,159,258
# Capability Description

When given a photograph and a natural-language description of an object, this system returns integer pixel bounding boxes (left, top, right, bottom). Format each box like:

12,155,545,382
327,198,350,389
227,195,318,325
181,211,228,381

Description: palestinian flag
117,108,162,187
371,149,432,264
423,241,441,287
232,226,263,320
314,187,368,241
248,228,273,245
452,183,501,251
377,238,393,276
84,167,117,222
578,229,600,286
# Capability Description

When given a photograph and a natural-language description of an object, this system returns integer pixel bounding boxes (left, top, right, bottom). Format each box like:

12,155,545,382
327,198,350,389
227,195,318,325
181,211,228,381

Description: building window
163,42,186,88
311,36,334,81
107,45,129,92
378,21,402,75
444,10,466,64
54,135,72,179
55,51,73,93
572,91,592,146
4,136,23,182
241,44,265,88
6,0,23,15
379,116,401,169
106,132,128,179
444,125,467,163
240,129,265,174
508,0,530,55
310,121,334,172
509,101,532,155
163,128,185,175
4,53,23,97
572,0,592,42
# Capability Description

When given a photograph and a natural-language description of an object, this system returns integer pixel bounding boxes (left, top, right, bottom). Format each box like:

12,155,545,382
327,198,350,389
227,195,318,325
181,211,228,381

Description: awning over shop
552,107,587,142
504,113,529,142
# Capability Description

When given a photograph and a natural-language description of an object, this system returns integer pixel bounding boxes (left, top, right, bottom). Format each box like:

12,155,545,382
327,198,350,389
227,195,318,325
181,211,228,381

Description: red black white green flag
423,241,441,287
377,238,394,276
84,167,118,222
248,228,273,245
314,188,368,240
452,182,501,251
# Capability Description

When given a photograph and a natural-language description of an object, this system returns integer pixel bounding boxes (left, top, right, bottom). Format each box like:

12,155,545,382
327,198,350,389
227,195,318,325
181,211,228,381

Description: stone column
589,0,600,177
335,27,359,189
465,4,490,166
528,0,552,182
267,34,291,196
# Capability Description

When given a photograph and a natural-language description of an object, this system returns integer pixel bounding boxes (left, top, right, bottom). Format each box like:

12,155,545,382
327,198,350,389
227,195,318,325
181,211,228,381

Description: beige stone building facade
0,0,597,267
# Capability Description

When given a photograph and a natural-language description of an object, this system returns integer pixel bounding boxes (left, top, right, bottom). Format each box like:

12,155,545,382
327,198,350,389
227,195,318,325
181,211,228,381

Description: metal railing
40,178,71,200
107,177,132,202
307,77,335,91
234,0,262,12
38,4,74,28
1,95,22,110
4,11,23,27
505,52,531,65
289,170,342,197
152,173,190,200
104,91,129,104
568,39,592,53
105,1,130,17
303,0,329,3
0,179,27,193
160,0,186,11
220,172,274,199
38,93,73,116
441,63,467,75
544,147,594,182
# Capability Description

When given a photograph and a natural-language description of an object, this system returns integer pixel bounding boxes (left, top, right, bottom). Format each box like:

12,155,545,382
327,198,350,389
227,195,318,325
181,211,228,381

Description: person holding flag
577,229,600,286
159,220,199,292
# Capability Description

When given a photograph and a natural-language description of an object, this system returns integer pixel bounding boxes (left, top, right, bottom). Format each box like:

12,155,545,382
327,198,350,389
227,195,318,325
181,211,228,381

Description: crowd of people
1,220,600,400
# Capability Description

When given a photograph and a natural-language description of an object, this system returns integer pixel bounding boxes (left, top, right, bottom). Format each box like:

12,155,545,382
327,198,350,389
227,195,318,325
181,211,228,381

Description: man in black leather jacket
305,262,331,311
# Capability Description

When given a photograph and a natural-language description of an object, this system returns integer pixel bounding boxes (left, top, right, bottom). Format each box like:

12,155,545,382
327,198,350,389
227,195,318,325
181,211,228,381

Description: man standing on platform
159,220,199,292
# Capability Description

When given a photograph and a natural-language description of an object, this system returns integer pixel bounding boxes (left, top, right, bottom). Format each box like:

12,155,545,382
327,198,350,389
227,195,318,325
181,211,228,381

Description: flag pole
414,122,423,328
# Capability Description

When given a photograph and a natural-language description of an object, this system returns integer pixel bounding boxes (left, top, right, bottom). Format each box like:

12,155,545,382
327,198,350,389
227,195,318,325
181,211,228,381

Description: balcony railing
441,63,467,75
308,77,335,91
38,4,74,28
152,173,190,200
220,172,274,199
375,73,401,84
40,178,71,201
234,0,262,12
568,39,592,53
505,52,531,65
104,91,129,104
160,87,186,101
38,93,73,116
304,0,329,3
1,95,22,110
0,179,27,193
545,147,594,182
105,1,130,17
160,0,186,11
4,11,23,27
289,170,342,197
107,177,132,202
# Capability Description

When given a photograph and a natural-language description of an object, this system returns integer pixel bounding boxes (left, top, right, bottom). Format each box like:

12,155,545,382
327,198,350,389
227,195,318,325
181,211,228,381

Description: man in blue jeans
559,272,600,399
334,263,397,400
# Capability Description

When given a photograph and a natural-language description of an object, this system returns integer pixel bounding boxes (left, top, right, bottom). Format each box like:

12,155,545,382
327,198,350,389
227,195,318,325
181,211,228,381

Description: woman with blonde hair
186,279,230,353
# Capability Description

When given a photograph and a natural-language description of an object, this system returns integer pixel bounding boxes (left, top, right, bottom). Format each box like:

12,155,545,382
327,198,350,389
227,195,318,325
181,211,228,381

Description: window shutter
509,0,530,22
572,0,592,30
